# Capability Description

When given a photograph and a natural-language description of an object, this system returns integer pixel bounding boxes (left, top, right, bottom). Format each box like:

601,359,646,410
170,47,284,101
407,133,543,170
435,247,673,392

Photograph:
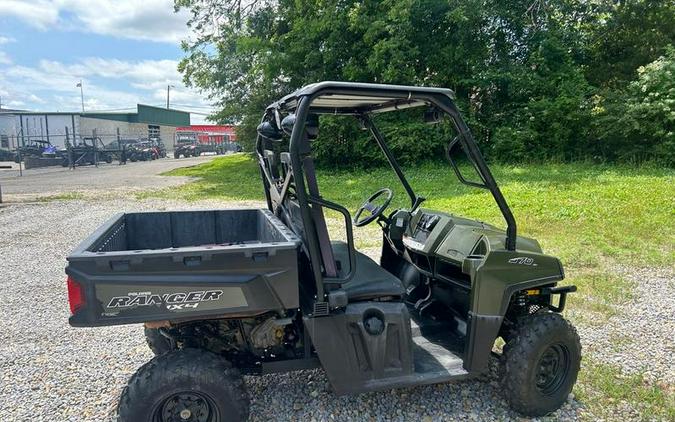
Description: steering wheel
353,188,393,227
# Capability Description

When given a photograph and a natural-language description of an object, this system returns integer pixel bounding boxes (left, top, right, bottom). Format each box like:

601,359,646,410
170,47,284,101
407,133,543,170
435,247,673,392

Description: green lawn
146,153,675,418
153,154,674,266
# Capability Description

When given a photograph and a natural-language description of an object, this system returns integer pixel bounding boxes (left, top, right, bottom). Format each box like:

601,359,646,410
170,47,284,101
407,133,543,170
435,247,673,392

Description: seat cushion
331,241,405,301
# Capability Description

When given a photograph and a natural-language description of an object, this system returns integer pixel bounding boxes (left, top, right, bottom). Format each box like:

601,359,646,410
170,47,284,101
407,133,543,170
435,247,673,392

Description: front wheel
501,312,581,417
118,348,249,422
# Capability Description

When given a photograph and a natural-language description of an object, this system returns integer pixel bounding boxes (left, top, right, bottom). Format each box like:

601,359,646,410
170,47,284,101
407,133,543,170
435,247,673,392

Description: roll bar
258,84,519,303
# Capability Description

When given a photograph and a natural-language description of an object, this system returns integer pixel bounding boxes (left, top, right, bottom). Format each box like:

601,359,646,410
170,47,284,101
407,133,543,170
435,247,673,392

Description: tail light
66,276,85,315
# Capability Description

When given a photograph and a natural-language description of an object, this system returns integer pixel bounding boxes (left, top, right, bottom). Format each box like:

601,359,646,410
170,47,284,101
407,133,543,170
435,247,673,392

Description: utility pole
166,84,175,109
77,80,85,112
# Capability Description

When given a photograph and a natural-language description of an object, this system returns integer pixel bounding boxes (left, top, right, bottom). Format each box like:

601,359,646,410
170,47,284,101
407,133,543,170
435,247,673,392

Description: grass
34,192,86,202
576,360,675,421
151,154,674,265
146,154,675,418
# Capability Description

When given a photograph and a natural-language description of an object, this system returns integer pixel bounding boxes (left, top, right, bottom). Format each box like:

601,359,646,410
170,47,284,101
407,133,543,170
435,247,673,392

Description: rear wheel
118,348,249,422
501,312,581,417
144,327,175,355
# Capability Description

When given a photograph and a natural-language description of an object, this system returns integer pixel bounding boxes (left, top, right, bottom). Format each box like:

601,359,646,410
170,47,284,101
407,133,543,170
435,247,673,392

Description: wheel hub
536,343,570,396
158,392,212,422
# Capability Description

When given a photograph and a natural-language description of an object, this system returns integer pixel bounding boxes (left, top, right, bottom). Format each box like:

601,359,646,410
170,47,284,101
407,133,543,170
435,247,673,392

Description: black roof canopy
266,81,455,115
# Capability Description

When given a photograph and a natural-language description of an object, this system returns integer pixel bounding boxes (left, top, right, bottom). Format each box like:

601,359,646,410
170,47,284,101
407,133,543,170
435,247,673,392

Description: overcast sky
0,0,213,123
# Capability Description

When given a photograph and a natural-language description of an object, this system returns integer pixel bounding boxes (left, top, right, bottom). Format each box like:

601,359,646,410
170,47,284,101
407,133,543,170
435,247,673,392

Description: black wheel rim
154,391,218,422
536,343,571,396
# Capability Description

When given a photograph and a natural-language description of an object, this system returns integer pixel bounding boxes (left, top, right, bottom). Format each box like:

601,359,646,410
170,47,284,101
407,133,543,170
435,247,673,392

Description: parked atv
66,82,580,421
173,138,201,158
174,132,229,158
147,137,167,159
127,140,161,162
14,139,53,162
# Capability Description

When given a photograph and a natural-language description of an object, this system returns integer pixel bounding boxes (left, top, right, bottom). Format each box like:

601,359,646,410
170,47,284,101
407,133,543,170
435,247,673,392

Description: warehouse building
0,104,190,150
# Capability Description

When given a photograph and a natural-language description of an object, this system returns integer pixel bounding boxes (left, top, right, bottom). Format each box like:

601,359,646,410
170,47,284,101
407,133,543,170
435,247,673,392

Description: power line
169,103,215,109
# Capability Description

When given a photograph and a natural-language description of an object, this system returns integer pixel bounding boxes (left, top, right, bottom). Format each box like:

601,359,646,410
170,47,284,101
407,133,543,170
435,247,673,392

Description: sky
0,0,213,123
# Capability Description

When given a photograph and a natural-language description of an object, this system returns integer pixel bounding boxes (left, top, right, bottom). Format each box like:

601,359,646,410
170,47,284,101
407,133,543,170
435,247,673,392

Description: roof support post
436,98,517,250
289,96,325,300
361,115,419,209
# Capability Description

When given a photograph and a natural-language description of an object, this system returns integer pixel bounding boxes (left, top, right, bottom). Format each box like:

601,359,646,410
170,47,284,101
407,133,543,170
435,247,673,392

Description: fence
1,128,165,172
0,127,241,174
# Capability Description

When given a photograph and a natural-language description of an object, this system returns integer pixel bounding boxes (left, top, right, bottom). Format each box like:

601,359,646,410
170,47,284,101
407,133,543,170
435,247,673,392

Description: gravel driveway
0,196,672,421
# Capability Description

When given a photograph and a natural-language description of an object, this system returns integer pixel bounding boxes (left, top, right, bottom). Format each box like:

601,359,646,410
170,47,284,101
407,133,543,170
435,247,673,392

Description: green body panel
404,207,564,317
401,208,564,372
471,250,563,316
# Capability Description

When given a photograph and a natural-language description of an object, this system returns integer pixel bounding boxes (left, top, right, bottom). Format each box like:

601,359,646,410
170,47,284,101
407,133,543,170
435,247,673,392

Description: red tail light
67,276,85,315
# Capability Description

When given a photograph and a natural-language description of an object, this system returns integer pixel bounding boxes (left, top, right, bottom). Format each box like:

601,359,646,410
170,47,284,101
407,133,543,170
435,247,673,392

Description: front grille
313,301,329,316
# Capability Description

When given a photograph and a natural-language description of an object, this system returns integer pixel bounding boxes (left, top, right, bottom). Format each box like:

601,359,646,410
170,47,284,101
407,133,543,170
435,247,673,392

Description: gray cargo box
66,209,301,327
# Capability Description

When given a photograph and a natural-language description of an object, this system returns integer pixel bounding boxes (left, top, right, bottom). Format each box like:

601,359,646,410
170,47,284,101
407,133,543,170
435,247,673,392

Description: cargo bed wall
90,209,288,252
66,209,302,327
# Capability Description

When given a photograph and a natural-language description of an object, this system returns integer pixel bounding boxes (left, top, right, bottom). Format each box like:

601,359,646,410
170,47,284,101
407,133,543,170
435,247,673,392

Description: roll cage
256,81,517,302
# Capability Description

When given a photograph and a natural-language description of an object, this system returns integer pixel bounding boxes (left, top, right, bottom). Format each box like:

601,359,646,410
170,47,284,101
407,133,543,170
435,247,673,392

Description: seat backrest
302,156,337,277
274,150,337,278
263,149,280,180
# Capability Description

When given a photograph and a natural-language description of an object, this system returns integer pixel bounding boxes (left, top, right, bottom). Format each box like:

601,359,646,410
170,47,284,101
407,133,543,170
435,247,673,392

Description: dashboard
395,208,544,287
400,209,490,284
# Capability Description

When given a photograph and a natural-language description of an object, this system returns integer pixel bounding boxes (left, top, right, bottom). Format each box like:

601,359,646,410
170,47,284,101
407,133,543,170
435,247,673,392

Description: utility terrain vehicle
174,131,227,158
14,139,54,162
127,138,166,162
65,82,580,421
60,137,113,167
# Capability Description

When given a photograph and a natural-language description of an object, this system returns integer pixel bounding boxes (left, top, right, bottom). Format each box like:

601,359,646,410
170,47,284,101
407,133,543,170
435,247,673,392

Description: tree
174,0,674,165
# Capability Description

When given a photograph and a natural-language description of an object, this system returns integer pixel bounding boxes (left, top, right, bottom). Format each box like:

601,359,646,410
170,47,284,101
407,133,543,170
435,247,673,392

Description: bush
589,46,675,165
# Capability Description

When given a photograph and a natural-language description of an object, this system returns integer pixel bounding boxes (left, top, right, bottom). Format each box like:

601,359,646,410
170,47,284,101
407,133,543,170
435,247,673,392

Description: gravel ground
0,196,671,421
575,265,675,385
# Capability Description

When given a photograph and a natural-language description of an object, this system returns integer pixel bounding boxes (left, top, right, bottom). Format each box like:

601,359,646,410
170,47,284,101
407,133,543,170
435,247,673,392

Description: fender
464,249,564,372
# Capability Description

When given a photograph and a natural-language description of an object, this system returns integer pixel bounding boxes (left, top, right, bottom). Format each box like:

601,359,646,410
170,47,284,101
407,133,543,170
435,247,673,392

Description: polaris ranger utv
65,82,580,421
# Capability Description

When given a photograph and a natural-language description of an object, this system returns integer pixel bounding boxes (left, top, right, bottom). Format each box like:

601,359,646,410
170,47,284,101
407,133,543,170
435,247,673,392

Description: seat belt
303,156,338,277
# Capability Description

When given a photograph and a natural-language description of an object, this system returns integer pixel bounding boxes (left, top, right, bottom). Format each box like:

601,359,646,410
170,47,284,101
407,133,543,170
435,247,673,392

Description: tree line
175,0,674,166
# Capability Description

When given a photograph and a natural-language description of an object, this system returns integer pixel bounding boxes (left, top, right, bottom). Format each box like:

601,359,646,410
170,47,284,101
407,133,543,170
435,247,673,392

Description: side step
358,334,470,393
412,335,466,376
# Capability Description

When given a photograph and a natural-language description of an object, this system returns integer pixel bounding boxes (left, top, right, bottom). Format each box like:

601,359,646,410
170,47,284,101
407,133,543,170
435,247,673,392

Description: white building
0,104,191,150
